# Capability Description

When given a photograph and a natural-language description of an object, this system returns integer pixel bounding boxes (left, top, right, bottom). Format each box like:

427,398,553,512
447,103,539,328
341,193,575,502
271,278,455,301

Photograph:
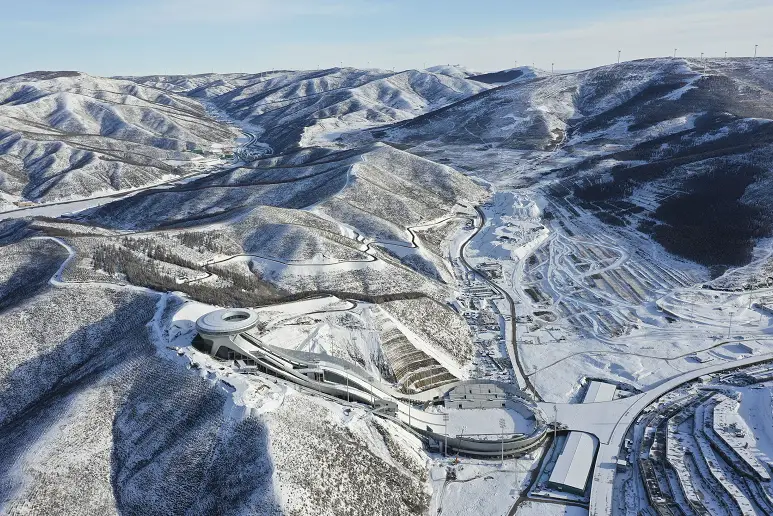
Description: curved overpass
585,352,773,515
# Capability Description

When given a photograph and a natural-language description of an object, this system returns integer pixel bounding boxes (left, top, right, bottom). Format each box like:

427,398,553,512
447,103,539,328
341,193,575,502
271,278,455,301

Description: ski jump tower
195,308,259,358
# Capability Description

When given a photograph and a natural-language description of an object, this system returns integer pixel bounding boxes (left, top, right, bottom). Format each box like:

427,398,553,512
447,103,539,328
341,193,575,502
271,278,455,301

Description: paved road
459,206,541,400
0,172,202,221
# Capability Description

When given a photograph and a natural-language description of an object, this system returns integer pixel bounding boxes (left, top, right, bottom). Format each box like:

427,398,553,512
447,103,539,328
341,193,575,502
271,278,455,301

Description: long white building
547,381,617,495
548,432,597,495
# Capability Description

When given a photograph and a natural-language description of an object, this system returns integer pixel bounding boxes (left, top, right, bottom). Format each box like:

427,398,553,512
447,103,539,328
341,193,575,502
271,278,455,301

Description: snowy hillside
372,58,773,271
0,269,427,515
61,143,484,308
125,67,490,152
556,58,773,272
80,143,485,240
0,71,236,207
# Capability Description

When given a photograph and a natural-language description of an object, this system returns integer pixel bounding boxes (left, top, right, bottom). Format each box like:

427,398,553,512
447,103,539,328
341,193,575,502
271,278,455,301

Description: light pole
514,458,520,498
499,418,506,464
346,367,349,403
728,310,734,339
443,413,450,456
755,44,759,58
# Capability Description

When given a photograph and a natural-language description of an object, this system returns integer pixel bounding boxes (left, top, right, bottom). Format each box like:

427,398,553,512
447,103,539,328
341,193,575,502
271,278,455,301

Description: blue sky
1,0,770,77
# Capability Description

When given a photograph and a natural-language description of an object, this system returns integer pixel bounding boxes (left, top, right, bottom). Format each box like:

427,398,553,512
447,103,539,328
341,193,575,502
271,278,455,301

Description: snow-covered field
427,456,540,516
463,186,773,402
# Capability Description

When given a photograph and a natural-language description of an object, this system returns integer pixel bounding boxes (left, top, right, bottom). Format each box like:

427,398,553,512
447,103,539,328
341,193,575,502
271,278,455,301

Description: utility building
547,432,597,495
547,381,615,496
583,381,617,403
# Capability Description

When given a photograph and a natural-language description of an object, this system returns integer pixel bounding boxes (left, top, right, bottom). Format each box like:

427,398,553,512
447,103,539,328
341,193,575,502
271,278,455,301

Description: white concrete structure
195,308,259,358
191,308,548,457
583,381,617,403
548,432,597,495
543,381,615,497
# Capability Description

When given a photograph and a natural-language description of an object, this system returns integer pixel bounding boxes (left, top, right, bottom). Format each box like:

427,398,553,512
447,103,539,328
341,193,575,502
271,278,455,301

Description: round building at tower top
196,308,259,336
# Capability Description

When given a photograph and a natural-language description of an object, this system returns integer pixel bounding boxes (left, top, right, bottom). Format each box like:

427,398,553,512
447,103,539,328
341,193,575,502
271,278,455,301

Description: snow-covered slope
73,143,485,302
125,68,490,152
425,64,480,79
81,143,486,238
0,267,428,515
556,58,773,271
373,57,773,270
5,57,773,514
0,71,235,206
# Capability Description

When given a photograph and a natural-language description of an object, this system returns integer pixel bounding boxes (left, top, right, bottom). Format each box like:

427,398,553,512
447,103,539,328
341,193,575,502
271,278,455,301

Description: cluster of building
453,271,512,382
630,365,773,515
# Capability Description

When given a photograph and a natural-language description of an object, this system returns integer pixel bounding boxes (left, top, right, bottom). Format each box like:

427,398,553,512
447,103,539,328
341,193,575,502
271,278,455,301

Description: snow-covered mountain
73,142,485,304
0,66,489,210
0,71,236,207
372,58,773,271
125,67,491,152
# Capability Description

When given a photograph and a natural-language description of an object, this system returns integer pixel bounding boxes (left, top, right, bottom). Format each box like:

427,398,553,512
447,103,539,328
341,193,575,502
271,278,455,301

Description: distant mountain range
2,58,773,270
123,67,493,153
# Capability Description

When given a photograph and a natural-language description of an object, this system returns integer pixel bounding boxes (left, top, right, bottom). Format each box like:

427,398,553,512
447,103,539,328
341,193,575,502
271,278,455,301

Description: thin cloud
103,0,384,27
278,0,772,72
